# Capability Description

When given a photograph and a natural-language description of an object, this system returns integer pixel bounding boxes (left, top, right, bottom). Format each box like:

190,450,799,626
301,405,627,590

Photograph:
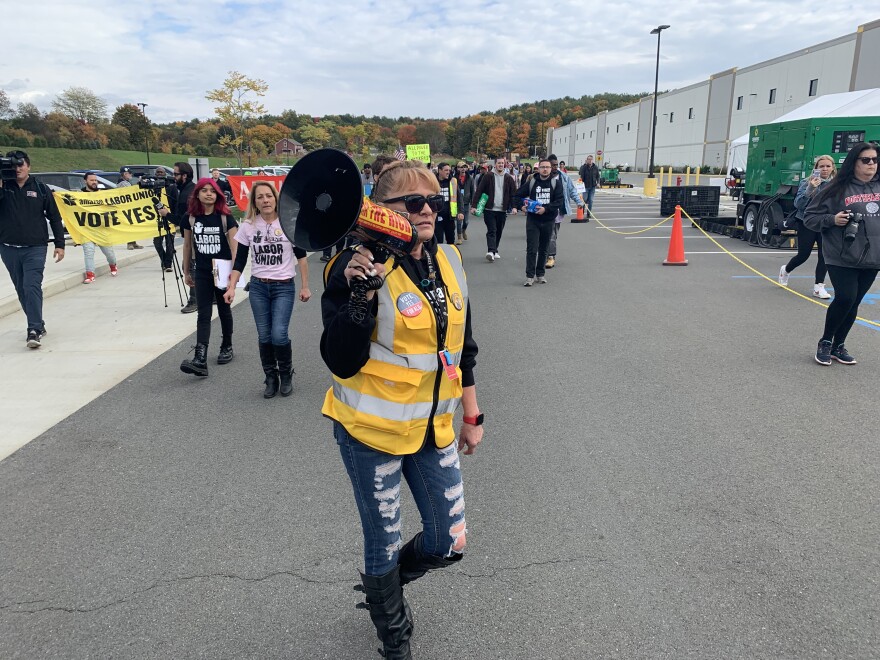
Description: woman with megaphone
321,159,483,659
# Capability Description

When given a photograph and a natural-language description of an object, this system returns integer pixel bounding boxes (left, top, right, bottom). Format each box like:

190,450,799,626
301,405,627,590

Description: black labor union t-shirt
181,212,239,272
531,179,555,218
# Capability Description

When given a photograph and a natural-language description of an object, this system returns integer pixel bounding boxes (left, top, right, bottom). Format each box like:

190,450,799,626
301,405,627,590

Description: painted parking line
624,235,714,239
684,251,788,255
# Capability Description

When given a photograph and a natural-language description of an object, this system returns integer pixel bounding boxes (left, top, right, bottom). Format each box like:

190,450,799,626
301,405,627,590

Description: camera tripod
155,211,186,308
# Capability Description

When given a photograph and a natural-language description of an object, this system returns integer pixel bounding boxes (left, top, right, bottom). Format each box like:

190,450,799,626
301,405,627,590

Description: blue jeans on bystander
247,277,296,345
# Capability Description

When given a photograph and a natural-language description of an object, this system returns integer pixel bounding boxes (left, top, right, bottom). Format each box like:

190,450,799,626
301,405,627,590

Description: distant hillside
0,146,285,173
1,91,652,166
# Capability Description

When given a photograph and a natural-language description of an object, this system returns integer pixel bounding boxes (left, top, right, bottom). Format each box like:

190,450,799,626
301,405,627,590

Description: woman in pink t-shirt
225,182,311,398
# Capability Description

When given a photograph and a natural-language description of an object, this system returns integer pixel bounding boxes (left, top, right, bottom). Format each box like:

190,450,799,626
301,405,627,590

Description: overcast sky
3,1,873,123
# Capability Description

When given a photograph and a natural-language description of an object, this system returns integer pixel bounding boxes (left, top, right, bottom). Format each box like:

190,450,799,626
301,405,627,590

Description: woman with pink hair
179,178,239,377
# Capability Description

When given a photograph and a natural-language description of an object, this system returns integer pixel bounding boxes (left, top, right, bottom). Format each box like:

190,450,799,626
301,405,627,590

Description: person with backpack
777,154,835,298
0,150,65,349
178,178,239,377
224,182,311,398
516,159,563,286
545,156,584,268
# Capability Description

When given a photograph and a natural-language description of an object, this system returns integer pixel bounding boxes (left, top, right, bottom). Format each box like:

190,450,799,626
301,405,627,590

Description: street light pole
647,25,670,180
137,102,150,165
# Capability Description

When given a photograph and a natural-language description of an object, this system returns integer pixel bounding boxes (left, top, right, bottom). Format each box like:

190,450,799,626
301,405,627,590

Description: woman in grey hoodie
803,142,880,366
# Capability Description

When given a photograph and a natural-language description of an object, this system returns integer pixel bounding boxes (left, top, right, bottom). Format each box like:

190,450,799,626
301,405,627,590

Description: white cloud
0,1,873,122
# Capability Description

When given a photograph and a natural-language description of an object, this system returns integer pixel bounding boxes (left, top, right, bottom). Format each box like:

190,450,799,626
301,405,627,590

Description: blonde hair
244,181,279,221
814,154,836,177
373,160,440,202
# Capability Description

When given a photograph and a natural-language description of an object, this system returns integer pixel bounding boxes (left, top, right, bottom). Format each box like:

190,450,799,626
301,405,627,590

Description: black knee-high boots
360,566,413,660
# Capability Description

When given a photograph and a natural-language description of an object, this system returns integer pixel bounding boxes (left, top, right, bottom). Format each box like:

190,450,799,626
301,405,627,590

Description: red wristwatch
463,413,484,426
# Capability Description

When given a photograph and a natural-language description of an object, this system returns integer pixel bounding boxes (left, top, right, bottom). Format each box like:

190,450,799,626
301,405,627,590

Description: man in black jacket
578,155,600,218
158,162,197,312
0,150,66,348
516,159,563,286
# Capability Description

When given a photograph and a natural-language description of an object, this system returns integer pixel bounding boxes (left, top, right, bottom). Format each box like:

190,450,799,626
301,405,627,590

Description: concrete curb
0,247,159,320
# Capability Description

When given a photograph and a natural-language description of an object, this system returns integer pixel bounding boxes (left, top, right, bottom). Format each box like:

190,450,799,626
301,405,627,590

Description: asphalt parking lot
1,191,878,659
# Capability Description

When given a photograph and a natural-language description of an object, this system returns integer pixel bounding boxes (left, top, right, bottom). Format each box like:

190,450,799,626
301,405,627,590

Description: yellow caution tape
588,207,673,235
678,208,880,330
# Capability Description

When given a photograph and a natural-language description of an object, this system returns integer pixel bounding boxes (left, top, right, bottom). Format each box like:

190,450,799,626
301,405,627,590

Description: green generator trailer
737,116,880,247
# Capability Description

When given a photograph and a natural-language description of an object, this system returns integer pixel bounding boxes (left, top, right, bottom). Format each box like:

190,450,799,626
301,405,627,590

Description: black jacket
515,174,563,220
472,171,517,212
579,162,600,189
0,176,65,248
171,179,195,227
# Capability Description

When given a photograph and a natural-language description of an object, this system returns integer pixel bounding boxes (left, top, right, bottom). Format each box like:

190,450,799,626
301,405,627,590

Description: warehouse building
548,18,880,171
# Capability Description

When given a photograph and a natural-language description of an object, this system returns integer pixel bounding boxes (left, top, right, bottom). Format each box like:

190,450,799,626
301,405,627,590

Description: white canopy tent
725,88,880,175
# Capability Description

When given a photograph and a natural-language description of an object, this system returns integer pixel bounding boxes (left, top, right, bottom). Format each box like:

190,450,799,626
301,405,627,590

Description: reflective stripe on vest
322,244,468,455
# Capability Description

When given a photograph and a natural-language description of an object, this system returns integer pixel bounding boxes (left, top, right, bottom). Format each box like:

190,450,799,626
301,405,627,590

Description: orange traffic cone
663,205,688,266
576,206,585,221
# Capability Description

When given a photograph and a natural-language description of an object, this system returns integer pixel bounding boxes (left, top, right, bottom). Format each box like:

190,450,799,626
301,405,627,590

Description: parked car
119,164,175,180
30,172,118,190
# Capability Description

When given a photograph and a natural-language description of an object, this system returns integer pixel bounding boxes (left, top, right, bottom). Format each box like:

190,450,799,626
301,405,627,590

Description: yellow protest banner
406,144,431,163
55,188,171,247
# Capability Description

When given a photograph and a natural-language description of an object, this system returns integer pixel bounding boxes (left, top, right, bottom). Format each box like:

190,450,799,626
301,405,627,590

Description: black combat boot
360,566,413,660
398,532,462,586
275,341,294,397
180,343,208,377
259,342,279,398
217,337,234,365
180,288,197,314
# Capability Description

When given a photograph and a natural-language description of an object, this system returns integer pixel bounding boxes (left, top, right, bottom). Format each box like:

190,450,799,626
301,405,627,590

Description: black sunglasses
383,194,444,214
858,156,878,164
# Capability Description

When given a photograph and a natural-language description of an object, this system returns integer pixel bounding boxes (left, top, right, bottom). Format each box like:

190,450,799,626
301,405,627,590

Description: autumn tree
415,120,449,154
0,89,11,119
111,103,148,150
299,123,330,151
485,123,508,156
205,71,268,168
397,123,417,146
512,121,531,154
11,103,45,135
52,86,107,124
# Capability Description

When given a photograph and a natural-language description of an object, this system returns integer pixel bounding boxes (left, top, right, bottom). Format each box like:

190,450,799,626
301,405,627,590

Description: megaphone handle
348,275,385,324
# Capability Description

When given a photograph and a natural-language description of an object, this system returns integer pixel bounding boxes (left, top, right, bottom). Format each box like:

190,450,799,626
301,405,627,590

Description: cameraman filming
158,162,197,313
0,150,65,349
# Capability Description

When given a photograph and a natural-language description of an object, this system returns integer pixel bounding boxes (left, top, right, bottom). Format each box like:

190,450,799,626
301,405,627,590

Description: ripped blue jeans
335,421,467,576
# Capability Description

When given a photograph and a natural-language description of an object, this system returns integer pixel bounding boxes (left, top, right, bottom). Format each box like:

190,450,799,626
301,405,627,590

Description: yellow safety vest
322,244,469,455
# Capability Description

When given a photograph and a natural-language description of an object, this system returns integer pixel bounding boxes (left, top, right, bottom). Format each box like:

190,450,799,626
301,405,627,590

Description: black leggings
194,271,233,346
785,223,827,283
821,265,879,344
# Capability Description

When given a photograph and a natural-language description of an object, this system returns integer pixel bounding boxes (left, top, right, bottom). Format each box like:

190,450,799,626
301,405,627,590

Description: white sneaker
814,283,831,299
537,276,547,284
778,265,789,286
523,277,534,287
493,252,501,259
485,252,495,262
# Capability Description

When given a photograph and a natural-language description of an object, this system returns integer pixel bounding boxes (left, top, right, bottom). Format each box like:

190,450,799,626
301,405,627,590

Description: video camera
0,151,27,182
138,176,168,191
